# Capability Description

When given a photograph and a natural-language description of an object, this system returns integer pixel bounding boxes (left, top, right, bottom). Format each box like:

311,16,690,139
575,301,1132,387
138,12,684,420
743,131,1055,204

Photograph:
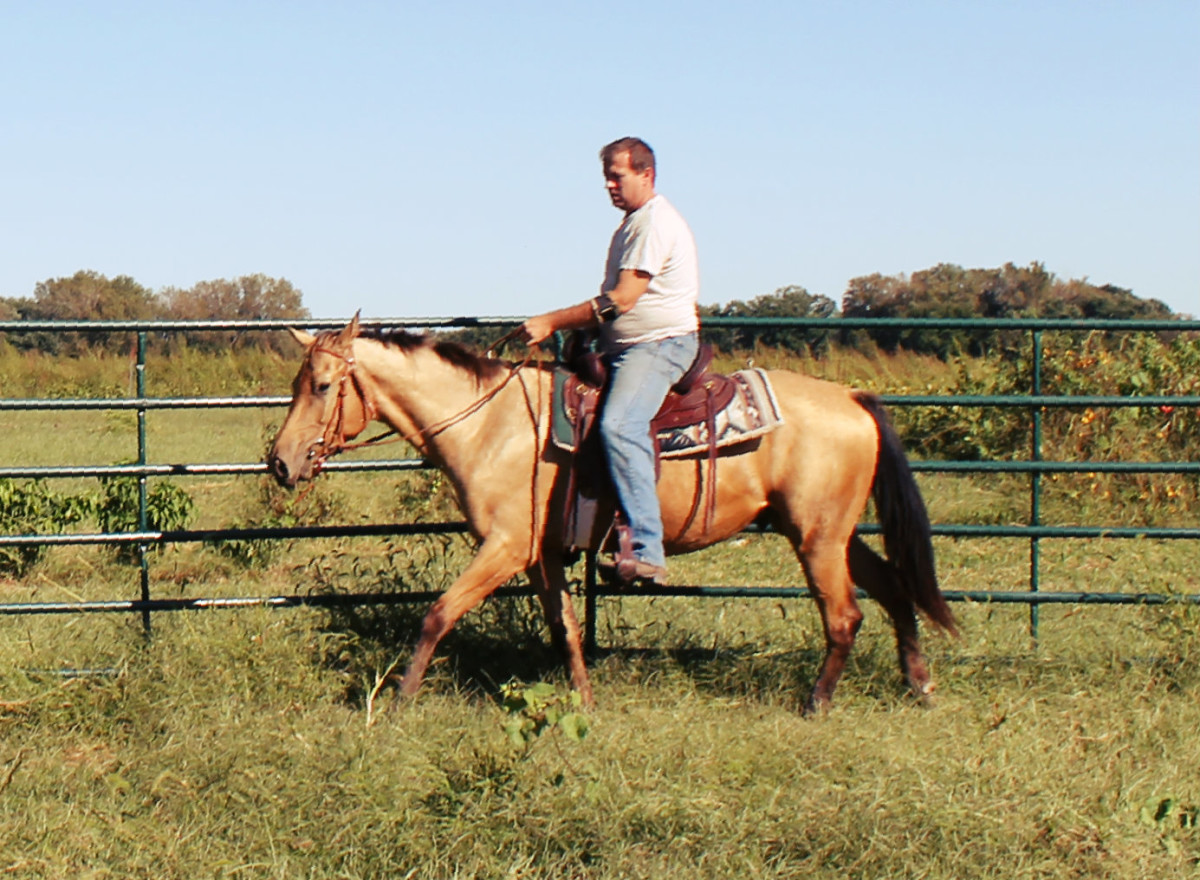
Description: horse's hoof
802,695,832,717
909,679,937,708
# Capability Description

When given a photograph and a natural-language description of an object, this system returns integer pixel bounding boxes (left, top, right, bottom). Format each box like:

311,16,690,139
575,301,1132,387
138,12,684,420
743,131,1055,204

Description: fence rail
3,315,1198,646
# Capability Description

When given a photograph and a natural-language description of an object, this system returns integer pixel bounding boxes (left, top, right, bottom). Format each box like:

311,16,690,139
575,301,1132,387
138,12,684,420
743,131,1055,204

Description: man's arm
606,268,653,313
520,269,651,345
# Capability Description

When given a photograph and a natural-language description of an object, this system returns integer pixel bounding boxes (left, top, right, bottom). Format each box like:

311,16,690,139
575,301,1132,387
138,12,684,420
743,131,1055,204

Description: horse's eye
315,381,332,394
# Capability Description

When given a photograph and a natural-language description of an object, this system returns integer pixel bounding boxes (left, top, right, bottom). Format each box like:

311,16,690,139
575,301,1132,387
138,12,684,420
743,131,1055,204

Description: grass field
1,340,1198,878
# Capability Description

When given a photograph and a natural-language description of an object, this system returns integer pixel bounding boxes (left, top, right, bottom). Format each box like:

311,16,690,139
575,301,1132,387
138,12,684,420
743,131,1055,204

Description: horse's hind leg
795,541,864,714
848,536,935,703
528,553,594,706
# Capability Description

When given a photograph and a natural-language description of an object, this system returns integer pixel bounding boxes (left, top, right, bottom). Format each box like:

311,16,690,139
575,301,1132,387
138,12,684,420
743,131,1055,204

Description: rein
306,335,540,472
306,329,551,573
484,327,524,359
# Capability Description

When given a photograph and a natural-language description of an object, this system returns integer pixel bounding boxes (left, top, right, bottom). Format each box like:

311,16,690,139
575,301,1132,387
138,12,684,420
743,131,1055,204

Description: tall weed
214,478,346,569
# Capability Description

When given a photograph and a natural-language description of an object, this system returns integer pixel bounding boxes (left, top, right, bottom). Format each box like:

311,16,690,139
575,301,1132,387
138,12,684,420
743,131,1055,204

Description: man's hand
518,270,653,347
519,300,597,346
519,314,558,346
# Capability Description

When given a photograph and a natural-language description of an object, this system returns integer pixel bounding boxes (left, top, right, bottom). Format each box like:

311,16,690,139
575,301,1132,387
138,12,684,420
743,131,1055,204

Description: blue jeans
599,332,700,568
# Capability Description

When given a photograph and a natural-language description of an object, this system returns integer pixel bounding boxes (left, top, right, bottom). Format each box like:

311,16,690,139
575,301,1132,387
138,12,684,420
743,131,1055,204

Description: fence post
136,330,152,635
584,551,598,658
1029,330,1043,644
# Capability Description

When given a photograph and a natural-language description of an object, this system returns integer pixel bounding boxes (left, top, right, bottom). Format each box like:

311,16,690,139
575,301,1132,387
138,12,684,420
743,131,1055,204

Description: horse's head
267,313,372,488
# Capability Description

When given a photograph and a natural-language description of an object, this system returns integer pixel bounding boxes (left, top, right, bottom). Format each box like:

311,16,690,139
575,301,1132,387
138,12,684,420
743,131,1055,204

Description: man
520,137,700,584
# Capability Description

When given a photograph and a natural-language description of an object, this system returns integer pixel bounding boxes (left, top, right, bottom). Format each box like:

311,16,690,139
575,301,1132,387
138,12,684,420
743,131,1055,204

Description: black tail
854,392,957,635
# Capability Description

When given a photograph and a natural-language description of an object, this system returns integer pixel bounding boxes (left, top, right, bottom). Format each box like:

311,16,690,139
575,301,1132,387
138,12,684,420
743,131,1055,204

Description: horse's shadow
588,643,911,709
318,594,565,706
318,593,909,710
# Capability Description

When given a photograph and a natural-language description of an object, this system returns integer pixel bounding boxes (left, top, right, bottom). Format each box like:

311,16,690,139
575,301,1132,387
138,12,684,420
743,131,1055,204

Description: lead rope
484,327,523,359
489,327,554,589
486,325,548,573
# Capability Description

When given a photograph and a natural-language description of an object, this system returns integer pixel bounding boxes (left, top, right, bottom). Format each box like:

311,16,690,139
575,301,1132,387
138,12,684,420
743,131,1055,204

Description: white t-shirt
599,194,700,348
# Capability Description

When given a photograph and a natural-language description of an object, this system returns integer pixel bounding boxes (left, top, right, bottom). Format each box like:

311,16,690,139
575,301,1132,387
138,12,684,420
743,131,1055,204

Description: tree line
699,262,1181,359
0,270,309,355
0,262,1184,359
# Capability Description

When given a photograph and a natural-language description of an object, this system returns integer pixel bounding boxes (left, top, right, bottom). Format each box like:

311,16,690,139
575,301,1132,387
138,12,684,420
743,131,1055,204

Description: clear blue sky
3,1,1197,318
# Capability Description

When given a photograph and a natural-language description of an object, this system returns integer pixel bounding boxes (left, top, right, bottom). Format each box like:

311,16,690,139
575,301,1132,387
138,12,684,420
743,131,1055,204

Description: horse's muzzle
267,451,308,488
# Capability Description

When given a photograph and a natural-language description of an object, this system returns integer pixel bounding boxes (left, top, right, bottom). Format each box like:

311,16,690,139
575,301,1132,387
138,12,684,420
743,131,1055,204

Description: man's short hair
600,137,655,176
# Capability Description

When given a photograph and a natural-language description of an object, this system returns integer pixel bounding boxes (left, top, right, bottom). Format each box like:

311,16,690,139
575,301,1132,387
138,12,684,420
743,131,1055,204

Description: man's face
604,152,655,214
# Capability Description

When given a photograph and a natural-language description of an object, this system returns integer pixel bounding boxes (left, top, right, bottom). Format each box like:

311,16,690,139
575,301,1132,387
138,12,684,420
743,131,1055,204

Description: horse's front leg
527,551,594,707
398,538,526,699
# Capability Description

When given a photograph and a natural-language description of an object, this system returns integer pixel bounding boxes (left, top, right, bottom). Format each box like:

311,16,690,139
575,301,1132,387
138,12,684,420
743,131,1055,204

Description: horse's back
755,369,880,529
761,369,879,457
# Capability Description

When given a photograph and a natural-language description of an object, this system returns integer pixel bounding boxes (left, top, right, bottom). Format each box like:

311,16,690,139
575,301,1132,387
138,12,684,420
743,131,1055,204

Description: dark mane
358,327,427,351
359,328,508,383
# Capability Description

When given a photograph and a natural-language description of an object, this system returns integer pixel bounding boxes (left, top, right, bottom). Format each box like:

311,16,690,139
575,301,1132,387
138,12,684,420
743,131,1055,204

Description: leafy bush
886,330,1199,463
96,475,195,564
1047,331,1200,458
879,330,1200,527
0,479,92,577
500,680,590,747
889,359,1033,462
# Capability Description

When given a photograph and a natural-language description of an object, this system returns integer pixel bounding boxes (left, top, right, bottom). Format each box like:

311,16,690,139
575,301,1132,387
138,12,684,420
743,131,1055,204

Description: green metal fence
2,316,1198,647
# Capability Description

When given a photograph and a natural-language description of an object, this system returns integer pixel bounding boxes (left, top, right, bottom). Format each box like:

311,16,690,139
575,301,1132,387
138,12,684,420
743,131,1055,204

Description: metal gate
2,316,1198,646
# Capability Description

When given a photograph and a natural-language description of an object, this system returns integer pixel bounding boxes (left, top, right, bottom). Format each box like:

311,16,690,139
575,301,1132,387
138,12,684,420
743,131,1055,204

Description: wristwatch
592,293,620,323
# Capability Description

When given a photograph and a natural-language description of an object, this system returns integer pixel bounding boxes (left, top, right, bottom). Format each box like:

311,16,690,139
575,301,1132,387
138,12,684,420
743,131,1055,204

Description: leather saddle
562,341,738,437
555,337,737,553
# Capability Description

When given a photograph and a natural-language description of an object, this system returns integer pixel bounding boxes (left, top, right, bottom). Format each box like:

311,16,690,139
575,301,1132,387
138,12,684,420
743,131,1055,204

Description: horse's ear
336,310,361,348
288,327,316,347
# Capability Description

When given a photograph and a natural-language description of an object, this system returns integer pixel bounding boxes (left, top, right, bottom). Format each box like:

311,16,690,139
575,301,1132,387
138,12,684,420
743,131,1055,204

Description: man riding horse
267,140,955,712
519,136,699,586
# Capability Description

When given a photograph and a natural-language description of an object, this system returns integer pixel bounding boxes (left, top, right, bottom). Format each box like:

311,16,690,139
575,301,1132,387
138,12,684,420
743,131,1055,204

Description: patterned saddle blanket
550,365,784,458
549,360,784,553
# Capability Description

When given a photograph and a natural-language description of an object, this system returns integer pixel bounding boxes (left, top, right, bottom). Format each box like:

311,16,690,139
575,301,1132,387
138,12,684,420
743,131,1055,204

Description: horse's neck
355,340,537,460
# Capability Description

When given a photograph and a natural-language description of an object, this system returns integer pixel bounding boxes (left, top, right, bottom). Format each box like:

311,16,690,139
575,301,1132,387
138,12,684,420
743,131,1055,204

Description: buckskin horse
267,315,957,713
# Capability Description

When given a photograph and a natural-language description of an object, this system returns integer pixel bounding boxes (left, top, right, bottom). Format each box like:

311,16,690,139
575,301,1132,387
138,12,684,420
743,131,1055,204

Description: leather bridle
298,332,549,572
305,345,382,475
301,337,539,476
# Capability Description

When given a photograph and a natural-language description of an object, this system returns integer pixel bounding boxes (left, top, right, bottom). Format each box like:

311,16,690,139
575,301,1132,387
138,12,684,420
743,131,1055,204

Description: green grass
2,590,1199,878
2,523,1198,878
2,343,1199,877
